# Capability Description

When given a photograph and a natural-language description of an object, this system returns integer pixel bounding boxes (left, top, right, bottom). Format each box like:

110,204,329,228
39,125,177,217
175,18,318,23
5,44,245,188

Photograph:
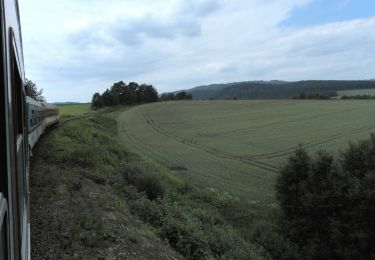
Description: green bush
121,163,166,200
129,197,164,226
160,203,210,259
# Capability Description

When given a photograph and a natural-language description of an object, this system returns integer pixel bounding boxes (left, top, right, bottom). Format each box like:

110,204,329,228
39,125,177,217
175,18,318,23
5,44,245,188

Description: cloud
70,0,221,48
19,0,375,102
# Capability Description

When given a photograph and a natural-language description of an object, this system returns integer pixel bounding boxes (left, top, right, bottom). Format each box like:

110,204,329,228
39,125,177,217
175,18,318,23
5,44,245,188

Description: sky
19,0,375,102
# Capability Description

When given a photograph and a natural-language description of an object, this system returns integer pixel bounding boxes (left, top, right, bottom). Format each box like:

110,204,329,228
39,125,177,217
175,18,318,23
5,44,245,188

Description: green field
118,100,375,202
57,103,91,117
338,88,375,96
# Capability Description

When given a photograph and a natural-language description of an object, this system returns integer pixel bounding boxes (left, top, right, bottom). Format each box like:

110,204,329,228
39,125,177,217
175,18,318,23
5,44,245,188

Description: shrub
129,197,164,226
160,205,210,259
121,163,166,200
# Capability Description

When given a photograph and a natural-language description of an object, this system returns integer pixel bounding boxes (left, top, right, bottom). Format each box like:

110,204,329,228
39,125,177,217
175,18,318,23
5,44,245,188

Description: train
27,97,59,150
0,0,59,259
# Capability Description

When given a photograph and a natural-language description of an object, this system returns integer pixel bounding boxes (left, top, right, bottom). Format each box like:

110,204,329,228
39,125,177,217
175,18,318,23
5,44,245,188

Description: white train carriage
26,97,59,150
42,102,59,128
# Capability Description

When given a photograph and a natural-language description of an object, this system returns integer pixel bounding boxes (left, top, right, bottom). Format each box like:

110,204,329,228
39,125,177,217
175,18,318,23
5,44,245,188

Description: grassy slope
30,107,182,259
31,104,264,259
118,100,375,202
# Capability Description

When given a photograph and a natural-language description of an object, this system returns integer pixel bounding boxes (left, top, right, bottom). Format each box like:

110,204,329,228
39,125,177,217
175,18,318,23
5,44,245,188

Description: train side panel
0,0,29,259
42,103,59,128
26,97,45,150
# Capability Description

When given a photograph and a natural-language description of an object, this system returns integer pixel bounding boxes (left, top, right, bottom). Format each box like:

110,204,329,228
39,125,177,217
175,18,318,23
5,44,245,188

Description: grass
30,110,183,259
118,100,375,203
338,88,375,97
32,108,265,259
57,103,92,117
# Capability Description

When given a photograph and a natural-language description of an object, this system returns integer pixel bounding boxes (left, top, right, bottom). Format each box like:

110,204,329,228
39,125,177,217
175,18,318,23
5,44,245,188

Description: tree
143,84,159,103
160,93,175,101
25,78,45,102
91,81,160,109
122,82,138,105
91,92,103,108
101,89,119,106
276,138,375,259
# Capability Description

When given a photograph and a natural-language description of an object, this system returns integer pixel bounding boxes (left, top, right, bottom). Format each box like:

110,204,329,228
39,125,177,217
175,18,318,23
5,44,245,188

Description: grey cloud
71,0,221,48
110,14,202,46
179,0,221,17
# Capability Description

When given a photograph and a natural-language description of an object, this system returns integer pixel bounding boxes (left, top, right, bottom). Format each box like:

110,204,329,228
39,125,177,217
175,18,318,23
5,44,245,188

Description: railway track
55,115,90,127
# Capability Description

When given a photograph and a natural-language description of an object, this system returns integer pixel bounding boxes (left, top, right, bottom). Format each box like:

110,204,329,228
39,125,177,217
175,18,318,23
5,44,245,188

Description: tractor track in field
142,113,375,173
142,114,279,174
207,106,364,139
118,121,255,188
242,123,375,160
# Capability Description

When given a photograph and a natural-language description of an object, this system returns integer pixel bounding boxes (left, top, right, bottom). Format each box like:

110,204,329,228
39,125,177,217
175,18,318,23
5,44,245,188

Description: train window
10,37,26,259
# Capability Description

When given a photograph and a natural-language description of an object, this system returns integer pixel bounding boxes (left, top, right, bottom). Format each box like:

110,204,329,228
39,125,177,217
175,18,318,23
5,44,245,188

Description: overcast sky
19,0,375,102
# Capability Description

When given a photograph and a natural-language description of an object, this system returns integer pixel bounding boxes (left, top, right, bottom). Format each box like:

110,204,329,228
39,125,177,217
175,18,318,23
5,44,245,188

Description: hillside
30,108,183,259
188,80,375,100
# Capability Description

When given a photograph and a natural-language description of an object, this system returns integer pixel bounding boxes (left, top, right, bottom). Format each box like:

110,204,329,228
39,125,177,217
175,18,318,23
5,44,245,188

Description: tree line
292,92,335,100
191,80,375,100
341,94,375,100
91,81,194,108
254,136,375,259
91,81,159,108
160,91,192,101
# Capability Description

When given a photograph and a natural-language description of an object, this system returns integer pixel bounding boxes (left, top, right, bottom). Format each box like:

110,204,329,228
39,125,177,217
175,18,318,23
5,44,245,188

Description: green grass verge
31,110,183,259
39,109,268,259
57,103,92,117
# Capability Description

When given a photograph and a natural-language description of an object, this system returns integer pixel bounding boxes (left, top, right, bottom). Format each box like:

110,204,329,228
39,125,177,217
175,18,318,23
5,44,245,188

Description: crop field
338,88,375,96
118,100,375,202
57,103,91,117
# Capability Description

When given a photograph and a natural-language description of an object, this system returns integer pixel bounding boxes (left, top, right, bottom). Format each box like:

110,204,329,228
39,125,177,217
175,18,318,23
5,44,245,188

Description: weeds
43,111,262,259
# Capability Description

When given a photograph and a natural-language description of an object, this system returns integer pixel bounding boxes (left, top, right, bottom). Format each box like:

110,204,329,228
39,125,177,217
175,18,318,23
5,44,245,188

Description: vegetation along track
57,115,90,127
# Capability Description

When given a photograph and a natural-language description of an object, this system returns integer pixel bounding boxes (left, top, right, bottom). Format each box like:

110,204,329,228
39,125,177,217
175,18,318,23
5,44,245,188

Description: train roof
41,102,58,109
26,96,43,107
26,96,58,109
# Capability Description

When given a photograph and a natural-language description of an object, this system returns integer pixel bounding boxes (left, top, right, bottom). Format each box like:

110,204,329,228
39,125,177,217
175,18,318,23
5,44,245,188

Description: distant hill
187,80,375,100
53,102,83,106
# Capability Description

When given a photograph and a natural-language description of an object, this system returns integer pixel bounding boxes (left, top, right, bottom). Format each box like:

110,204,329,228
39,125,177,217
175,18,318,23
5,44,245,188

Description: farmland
118,100,375,202
57,103,91,117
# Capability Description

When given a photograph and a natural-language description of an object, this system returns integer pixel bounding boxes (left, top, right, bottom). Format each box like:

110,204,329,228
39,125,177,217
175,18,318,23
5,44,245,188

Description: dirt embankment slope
30,115,182,259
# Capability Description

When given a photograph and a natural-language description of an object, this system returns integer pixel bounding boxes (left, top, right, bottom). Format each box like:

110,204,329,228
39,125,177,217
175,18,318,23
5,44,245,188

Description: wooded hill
187,80,375,100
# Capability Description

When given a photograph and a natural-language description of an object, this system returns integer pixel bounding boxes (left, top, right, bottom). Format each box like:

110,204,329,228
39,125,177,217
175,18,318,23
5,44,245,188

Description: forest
189,80,375,100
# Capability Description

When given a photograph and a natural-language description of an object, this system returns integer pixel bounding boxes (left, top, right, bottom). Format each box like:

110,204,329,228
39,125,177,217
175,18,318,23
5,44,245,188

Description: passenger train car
0,0,29,259
27,97,59,150
0,0,59,259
